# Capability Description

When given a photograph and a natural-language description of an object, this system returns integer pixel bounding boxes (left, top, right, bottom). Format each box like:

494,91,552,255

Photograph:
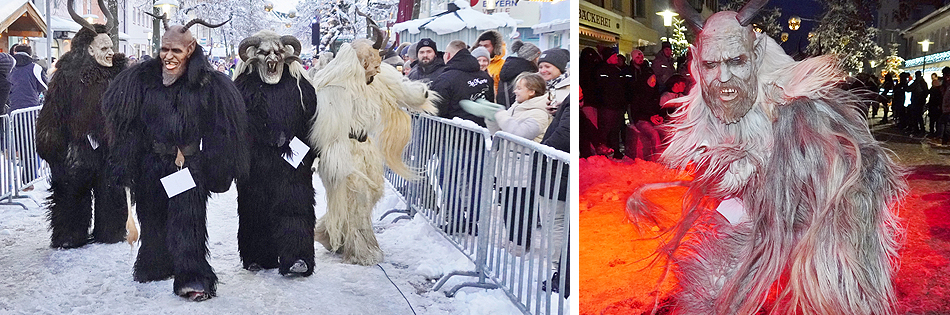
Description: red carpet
580,157,950,314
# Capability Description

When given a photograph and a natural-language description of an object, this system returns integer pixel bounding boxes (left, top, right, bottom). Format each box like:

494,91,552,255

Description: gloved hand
459,99,503,121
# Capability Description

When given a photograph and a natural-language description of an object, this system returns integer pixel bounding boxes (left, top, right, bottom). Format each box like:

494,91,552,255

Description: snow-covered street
0,176,521,314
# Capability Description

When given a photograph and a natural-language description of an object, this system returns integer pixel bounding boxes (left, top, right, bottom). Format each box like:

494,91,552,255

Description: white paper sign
87,134,100,150
716,198,747,225
160,167,196,198
283,137,310,169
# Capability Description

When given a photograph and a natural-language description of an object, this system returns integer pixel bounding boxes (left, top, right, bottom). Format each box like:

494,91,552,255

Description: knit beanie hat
538,48,569,73
471,46,490,60
510,40,541,61
416,38,438,55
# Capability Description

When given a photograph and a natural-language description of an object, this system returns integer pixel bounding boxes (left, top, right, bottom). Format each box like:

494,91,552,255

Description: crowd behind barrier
1,106,47,209
383,113,572,315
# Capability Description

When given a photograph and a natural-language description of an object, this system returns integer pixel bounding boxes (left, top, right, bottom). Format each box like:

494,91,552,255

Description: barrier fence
382,114,571,315
1,106,47,209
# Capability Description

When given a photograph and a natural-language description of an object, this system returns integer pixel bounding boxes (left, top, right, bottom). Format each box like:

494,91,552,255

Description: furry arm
101,64,147,187
310,85,355,187
35,71,71,163
199,71,250,193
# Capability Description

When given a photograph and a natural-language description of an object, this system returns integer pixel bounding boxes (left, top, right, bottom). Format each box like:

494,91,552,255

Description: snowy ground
0,175,522,314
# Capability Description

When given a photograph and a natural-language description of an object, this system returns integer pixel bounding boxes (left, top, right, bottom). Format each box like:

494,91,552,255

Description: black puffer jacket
430,49,494,127
497,56,538,108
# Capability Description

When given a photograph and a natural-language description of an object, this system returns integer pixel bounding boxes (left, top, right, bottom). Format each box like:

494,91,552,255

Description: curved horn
672,0,704,34
355,6,378,27
67,0,96,32
238,36,261,61
182,16,232,32
370,24,386,50
736,0,768,26
280,35,302,57
144,12,169,31
97,0,116,32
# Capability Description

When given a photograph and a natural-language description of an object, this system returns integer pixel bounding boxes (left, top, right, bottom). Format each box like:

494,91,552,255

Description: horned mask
238,31,302,84
146,12,231,86
353,7,396,84
675,0,768,124
68,0,116,67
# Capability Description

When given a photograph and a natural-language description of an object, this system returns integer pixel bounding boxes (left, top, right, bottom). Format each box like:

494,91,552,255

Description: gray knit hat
538,48,569,73
510,40,541,62
471,46,490,60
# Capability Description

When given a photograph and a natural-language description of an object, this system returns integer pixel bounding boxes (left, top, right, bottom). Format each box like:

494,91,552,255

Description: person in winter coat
430,40,494,127
0,51,13,111
651,41,675,93
460,72,552,254
497,40,540,108
8,45,47,111
407,38,446,83
538,48,569,108
927,76,943,136
473,30,506,96
880,72,895,123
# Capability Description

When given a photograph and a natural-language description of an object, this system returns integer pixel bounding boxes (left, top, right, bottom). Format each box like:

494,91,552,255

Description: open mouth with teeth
720,87,739,101
165,60,179,70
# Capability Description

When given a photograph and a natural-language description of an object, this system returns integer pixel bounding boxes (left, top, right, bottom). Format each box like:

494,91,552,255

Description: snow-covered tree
882,43,903,78
720,0,783,43
664,17,689,59
290,0,398,55
806,0,883,74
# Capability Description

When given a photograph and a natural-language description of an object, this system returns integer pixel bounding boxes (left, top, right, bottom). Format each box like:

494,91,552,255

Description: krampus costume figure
101,15,246,301
232,31,318,276
35,0,127,249
627,0,906,313
310,26,437,265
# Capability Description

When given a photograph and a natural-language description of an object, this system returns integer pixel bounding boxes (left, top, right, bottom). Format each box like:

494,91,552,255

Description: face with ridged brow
696,11,759,124
160,26,196,86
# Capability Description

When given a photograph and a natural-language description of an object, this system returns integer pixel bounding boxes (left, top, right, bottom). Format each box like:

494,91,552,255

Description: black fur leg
47,166,94,249
166,185,218,297
274,173,316,277
236,182,278,270
132,184,173,282
91,172,128,244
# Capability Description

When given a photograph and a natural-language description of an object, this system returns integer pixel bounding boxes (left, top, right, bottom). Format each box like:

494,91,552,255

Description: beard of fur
233,56,312,111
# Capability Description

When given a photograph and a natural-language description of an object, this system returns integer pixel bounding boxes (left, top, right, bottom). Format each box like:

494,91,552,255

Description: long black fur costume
36,24,128,248
101,46,248,297
233,66,318,276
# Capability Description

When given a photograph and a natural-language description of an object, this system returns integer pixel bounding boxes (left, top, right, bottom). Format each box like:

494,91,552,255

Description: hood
499,57,538,81
476,30,505,57
14,53,33,67
444,49,479,73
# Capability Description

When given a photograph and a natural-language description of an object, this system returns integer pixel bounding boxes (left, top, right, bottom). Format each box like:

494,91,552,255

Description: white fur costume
309,42,436,265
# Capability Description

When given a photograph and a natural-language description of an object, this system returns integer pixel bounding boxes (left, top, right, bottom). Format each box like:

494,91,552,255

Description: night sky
767,0,823,55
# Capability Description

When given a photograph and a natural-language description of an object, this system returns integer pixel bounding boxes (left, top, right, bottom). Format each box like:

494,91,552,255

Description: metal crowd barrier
382,114,571,315
1,106,47,209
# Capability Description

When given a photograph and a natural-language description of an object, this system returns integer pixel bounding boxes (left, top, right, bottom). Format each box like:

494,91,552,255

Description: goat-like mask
239,31,301,85
675,0,767,124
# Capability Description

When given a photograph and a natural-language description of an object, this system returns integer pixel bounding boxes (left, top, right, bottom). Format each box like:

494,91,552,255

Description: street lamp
919,39,933,73
788,16,801,31
154,0,178,15
264,1,274,12
656,10,678,27
81,14,98,24
288,8,297,19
